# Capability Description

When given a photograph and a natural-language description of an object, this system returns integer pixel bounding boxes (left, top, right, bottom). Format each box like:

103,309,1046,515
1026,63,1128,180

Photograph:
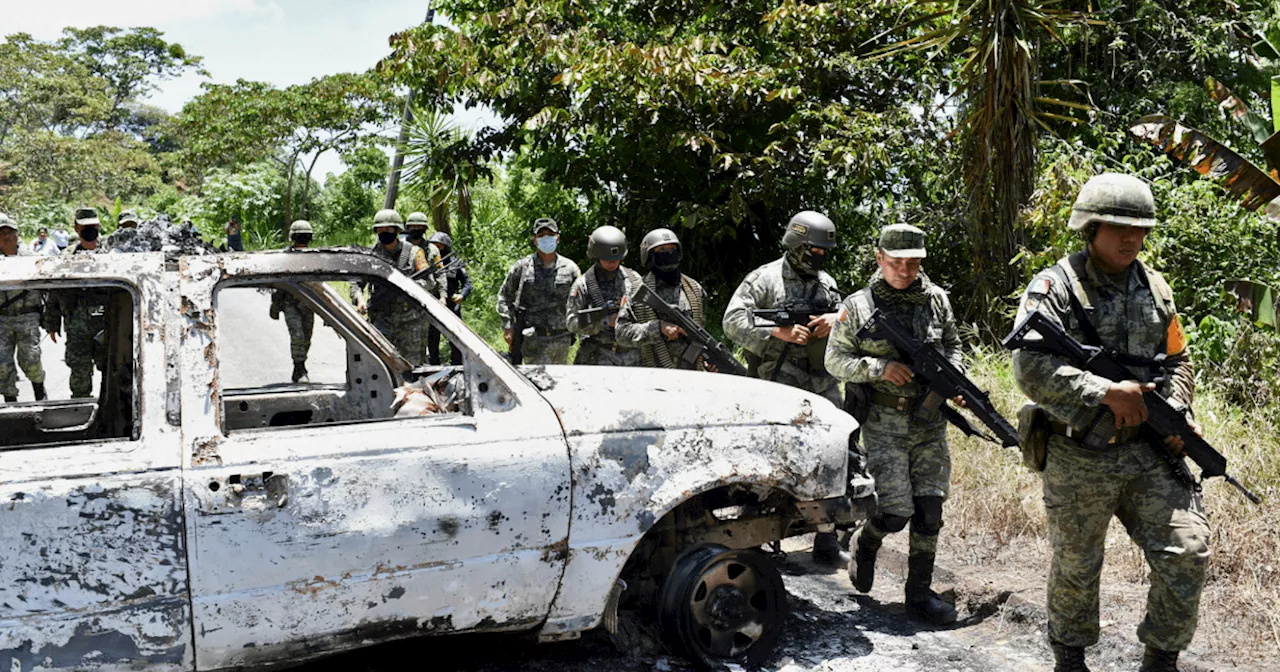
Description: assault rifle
1003,311,1262,504
575,299,621,320
508,275,532,365
633,284,747,376
750,294,838,382
858,309,1020,447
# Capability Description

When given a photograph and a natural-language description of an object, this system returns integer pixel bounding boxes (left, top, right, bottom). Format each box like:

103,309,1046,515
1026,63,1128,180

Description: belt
1048,420,1141,445
870,391,916,412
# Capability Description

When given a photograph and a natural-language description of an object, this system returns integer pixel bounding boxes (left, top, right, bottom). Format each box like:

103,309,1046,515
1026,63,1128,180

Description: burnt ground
295,535,1268,672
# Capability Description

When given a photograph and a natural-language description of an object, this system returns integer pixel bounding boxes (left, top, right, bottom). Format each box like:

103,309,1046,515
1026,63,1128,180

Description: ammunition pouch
1017,403,1050,472
805,336,829,373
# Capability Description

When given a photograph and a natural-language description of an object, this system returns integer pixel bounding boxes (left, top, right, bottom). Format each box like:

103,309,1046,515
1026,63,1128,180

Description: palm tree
400,108,478,235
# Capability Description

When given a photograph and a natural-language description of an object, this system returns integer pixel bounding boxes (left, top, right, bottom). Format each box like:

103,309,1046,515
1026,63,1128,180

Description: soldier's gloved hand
808,313,839,339
881,361,914,386
270,307,281,320
773,324,810,344
1102,380,1156,428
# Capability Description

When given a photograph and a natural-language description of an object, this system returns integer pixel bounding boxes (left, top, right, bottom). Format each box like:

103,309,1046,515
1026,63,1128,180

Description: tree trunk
383,7,434,210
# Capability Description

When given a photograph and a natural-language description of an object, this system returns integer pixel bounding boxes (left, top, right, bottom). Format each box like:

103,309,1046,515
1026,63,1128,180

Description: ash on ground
105,215,216,257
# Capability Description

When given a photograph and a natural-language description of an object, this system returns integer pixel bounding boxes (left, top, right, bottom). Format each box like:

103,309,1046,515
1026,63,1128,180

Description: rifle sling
0,290,30,315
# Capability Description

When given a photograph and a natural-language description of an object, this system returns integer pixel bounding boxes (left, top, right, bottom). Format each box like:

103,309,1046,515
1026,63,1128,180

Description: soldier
0,215,47,403
825,223,961,625
615,228,713,370
1011,174,1208,672
723,210,843,564
350,209,441,364
117,211,141,229
496,218,581,365
44,208,107,398
270,220,316,382
566,225,642,366
404,211,446,295
426,232,472,366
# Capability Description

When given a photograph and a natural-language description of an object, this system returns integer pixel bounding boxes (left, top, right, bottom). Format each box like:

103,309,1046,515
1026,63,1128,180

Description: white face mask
536,235,558,254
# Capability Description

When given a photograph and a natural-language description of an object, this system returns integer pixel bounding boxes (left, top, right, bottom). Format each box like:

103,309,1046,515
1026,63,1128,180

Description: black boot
811,531,844,567
852,527,883,593
32,382,46,401
3,395,15,403
904,551,957,625
291,362,309,383
1139,646,1180,672
1051,642,1090,672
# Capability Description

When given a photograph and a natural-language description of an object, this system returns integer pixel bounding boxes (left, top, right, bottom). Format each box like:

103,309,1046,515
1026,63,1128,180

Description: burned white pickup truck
0,249,873,670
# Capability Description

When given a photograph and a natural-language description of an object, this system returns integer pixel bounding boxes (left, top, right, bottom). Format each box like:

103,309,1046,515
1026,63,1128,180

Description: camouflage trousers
862,405,950,554
757,358,842,405
1043,435,1210,651
372,310,427,366
65,313,106,399
0,314,45,397
282,303,314,365
521,333,572,365
573,338,640,367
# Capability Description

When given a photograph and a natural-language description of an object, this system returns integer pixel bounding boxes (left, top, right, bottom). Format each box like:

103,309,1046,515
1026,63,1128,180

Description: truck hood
522,365,856,438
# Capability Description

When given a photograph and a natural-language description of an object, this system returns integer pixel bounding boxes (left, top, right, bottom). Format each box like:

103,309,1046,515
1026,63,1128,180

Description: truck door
176,254,571,670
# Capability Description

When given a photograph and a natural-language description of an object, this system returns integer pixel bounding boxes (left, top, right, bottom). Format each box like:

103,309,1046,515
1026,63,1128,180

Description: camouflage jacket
1,248,44,317
1011,251,1194,431
42,244,105,334
497,253,581,333
565,264,642,344
352,241,437,315
825,279,961,398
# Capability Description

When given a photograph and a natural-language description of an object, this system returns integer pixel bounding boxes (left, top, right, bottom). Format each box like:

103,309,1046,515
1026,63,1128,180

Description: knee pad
911,496,945,536
872,512,910,534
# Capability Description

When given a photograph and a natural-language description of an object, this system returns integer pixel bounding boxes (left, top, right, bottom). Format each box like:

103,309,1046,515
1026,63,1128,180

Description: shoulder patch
1167,313,1187,356
837,306,849,323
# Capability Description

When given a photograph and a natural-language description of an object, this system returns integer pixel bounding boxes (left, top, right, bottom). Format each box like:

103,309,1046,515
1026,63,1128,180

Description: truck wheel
657,543,788,668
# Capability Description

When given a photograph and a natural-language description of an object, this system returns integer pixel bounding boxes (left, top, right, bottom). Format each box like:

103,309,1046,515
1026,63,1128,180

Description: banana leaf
1228,279,1278,330
1128,115,1280,212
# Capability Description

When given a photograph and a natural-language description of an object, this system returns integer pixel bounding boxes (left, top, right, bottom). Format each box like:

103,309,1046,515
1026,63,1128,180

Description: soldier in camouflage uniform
616,228,714,371
724,211,843,564
271,220,316,382
0,215,47,402
566,225,641,366
497,218,581,365
426,232,472,366
1012,174,1208,672
44,208,107,398
351,209,443,365
825,223,960,625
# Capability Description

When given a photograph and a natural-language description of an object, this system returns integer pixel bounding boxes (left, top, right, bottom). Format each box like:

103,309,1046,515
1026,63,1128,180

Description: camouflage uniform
357,241,438,364
566,265,642,366
270,248,315,369
723,256,842,404
825,272,960,556
1,249,46,399
44,244,106,398
497,253,581,365
1013,251,1208,653
616,274,711,370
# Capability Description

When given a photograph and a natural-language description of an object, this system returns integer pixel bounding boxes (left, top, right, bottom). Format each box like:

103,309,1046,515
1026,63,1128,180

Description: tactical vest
631,273,705,368
369,242,419,313
1052,252,1174,353
582,264,641,344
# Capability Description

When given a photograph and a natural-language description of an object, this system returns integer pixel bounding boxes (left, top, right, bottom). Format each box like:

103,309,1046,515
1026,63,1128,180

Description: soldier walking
0,214,47,402
566,225,641,366
43,208,107,398
1012,174,1209,672
351,209,442,365
426,232,471,366
825,224,961,625
271,220,316,383
723,211,843,564
616,228,713,371
496,218,581,365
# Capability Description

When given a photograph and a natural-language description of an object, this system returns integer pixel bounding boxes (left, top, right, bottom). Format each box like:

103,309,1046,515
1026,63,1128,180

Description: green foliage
1189,315,1280,408
316,145,390,245
182,162,286,247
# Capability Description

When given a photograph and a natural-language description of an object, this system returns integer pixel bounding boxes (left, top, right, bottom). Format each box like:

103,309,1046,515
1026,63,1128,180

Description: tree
402,107,478,234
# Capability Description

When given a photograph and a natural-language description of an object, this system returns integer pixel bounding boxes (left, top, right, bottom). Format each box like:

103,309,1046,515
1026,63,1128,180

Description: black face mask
650,248,682,284
787,246,827,277
406,228,426,242
79,227,100,242
377,231,399,246
292,234,312,246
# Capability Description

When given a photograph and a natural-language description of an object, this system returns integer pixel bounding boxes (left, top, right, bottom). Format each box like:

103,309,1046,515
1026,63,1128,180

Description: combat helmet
289,220,314,235
1068,173,1157,231
640,228,680,267
406,211,430,227
372,209,404,230
781,211,837,249
428,231,453,249
588,225,628,261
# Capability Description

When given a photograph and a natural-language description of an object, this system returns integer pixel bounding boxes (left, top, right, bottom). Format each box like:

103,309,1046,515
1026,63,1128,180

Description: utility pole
383,6,434,210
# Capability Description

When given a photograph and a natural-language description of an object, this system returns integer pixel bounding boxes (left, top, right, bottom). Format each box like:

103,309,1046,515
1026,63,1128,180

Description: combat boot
904,551,957,625
1139,646,1180,672
32,382,46,401
3,395,15,403
851,527,883,593
1051,642,1090,672
811,531,844,567
291,363,309,384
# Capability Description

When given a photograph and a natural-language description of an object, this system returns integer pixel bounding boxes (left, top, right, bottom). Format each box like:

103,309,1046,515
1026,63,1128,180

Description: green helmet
289,220,314,235
406,211,430,227
781,210,836,250
588,225,628,261
640,228,680,267
1068,173,1157,231
373,209,404,231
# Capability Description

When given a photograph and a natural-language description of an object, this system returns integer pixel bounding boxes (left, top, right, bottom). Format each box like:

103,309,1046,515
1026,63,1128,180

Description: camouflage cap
74,207,101,226
532,217,559,235
878,223,927,259
0,213,16,232
118,210,141,226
